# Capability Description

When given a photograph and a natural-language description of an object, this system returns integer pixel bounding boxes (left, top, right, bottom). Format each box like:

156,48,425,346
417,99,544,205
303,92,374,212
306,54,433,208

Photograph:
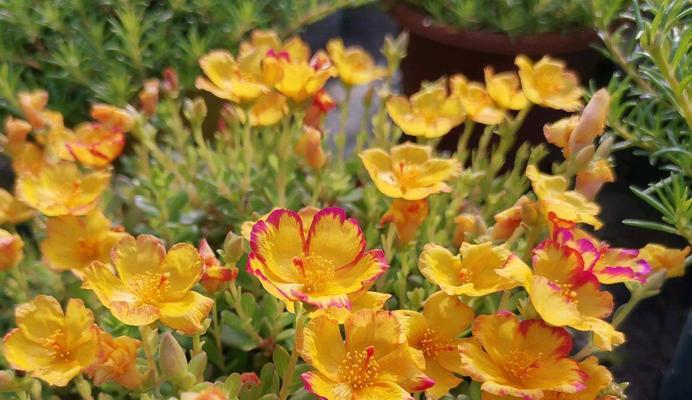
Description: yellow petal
300,315,347,381
160,243,203,298
344,309,401,356
378,345,433,392
249,209,305,283
422,291,474,338
301,371,352,400
15,295,64,342
306,208,365,269
3,329,55,372
358,381,416,400
424,358,463,399
112,234,166,285
359,148,403,198
158,291,214,335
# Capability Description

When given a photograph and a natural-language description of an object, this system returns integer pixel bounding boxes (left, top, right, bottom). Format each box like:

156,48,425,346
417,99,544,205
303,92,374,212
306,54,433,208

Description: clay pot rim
389,3,599,56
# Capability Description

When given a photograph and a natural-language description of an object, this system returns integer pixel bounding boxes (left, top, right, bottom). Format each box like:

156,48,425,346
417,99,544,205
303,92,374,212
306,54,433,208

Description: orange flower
490,196,533,241
247,208,388,310
300,309,434,399
0,229,23,270
452,213,482,247
295,126,328,170
304,89,336,128
90,104,135,133
460,313,586,400
396,292,475,399
198,239,238,293
380,199,429,244
82,234,214,334
85,330,142,389
66,122,126,168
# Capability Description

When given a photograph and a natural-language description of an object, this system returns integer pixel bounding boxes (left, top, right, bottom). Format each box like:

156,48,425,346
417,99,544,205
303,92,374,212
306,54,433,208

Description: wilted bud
184,97,208,127
595,136,615,159
198,239,237,293
18,90,49,129
382,32,409,75
380,199,429,244
519,200,541,227
91,104,135,133
0,229,23,271
139,79,160,116
162,67,180,97
575,159,615,200
543,116,578,150
491,196,532,241
295,126,327,170
453,213,481,247
304,89,336,128
159,332,188,381
568,88,610,155
3,117,32,155
223,231,246,264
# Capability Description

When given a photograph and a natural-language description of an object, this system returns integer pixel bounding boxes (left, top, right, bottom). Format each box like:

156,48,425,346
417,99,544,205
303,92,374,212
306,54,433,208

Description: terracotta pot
389,3,604,150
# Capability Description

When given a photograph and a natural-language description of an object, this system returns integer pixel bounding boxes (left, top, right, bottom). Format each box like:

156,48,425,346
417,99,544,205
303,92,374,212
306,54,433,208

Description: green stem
278,302,306,400
228,285,264,344
139,324,161,393
211,301,225,370
457,121,475,165
241,119,254,191
611,291,644,329
572,343,595,361
497,290,512,311
336,86,352,165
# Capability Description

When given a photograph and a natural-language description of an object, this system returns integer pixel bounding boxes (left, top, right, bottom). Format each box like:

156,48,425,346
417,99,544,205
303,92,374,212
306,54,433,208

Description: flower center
419,328,457,358
295,255,335,293
41,329,72,361
559,283,579,304
127,271,170,304
502,350,542,383
396,162,422,190
457,265,473,284
78,238,100,264
337,346,379,389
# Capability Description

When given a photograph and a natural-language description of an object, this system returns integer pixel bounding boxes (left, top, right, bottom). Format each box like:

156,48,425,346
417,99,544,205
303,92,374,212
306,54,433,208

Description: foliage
593,0,692,243
402,0,594,36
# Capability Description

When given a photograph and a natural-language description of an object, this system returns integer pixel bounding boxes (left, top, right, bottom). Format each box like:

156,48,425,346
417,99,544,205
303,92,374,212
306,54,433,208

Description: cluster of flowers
0,29,689,400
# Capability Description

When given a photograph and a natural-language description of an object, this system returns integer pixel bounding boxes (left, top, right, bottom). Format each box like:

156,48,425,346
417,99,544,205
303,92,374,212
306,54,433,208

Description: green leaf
272,345,290,377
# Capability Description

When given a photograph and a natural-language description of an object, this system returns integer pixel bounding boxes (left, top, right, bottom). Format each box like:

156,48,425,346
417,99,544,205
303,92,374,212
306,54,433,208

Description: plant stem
278,302,306,400
497,290,512,311
241,120,254,191
457,121,475,165
336,86,352,165
611,290,644,329
139,324,161,393
211,301,225,370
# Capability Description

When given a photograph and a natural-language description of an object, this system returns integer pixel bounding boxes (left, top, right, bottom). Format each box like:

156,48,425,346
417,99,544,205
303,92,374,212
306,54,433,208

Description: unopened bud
520,201,540,227
382,32,409,75
159,332,188,381
188,352,208,383
595,136,615,159
162,67,180,97
0,370,17,390
139,79,160,116
573,144,595,171
223,231,246,264
184,97,208,127
644,270,667,292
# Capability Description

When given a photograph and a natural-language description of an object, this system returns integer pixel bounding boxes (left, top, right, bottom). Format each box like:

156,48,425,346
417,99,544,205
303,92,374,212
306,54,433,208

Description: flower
481,356,612,400
310,290,391,324
300,309,434,399
247,208,388,310
515,55,583,111
575,159,615,200
241,206,319,241
198,239,238,293
16,161,111,217
460,313,586,400
327,38,386,86
484,67,528,111
274,50,337,102
304,89,336,128
419,242,523,297
395,292,474,399
450,75,505,125
295,125,328,170
497,238,624,350
40,210,126,277
452,213,482,247
380,199,429,244
639,244,691,278
386,81,465,138
2,295,99,386
360,142,461,200
2,117,32,156
247,92,288,126
590,246,651,284
90,104,135,133
18,90,49,129
66,122,126,168
195,50,270,103
0,229,23,270
85,330,142,389
0,189,35,224
526,165,602,229
82,234,214,334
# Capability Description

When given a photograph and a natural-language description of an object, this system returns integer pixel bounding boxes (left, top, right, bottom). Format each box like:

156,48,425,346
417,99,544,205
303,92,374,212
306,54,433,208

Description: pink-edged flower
247,208,389,311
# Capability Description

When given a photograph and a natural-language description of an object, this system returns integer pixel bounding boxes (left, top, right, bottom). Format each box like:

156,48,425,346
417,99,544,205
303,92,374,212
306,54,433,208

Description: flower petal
424,358,462,400
301,371,352,400
422,291,474,338
345,310,402,356
161,243,203,298
250,209,304,283
158,291,214,335
378,345,434,392
3,329,55,372
112,235,165,285
357,381,414,400
307,208,365,268
15,295,64,342
300,315,347,381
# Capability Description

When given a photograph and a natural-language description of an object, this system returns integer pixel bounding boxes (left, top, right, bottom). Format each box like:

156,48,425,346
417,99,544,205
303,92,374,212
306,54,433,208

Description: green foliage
594,0,692,243
404,0,594,36
0,0,373,123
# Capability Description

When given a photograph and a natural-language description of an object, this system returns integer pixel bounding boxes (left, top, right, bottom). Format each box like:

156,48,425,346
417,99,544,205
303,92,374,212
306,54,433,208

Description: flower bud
184,97,208,127
595,136,615,159
3,117,32,156
139,79,160,116
380,199,429,244
159,332,188,381
0,229,23,271
162,67,180,97
240,372,260,387
223,231,246,264
453,213,481,247
18,90,49,129
0,370,18,390
382,32,409,76
180,386,228,400
572,144,595,171
295,126,327,170
568,88,610,155
519,200,541,227
188,352,208,383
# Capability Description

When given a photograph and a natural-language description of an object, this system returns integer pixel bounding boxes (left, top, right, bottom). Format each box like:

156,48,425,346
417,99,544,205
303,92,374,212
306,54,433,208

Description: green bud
188,352,208,382
382,32,409,75
183,97,208,127
0,370,18,391
595,136,615,158
159,332,188,381
223,230,246,264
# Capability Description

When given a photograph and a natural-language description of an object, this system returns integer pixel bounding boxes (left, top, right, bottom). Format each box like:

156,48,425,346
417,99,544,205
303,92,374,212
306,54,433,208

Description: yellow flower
248,208,388,310
639,244,690,278
419,242,523,297
360,142,461,200
460,313,586,400
0,189,35,224
300,309,434,399
2,295,99,386
0,229,23,270
90,104,135,133
41,210,126,277
274,50,337,102
386,81,465,138
395,292,474,399
380,199,429,244
515,55,583,111
66,122,126,168
82,234,214,334
16,161,110,217
575,159,615,201
248,92,288,126
497,237,624,350
2,117,32,156
241,206,319,241
85,330,142,389
450,75,505,125
310,290,391,324
452,213,482,248
526,165,602,229
327,38,387,86
484,67,528,110
195,50,270,103
481,356,612,400
10,142,44,176
295,126,328,170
